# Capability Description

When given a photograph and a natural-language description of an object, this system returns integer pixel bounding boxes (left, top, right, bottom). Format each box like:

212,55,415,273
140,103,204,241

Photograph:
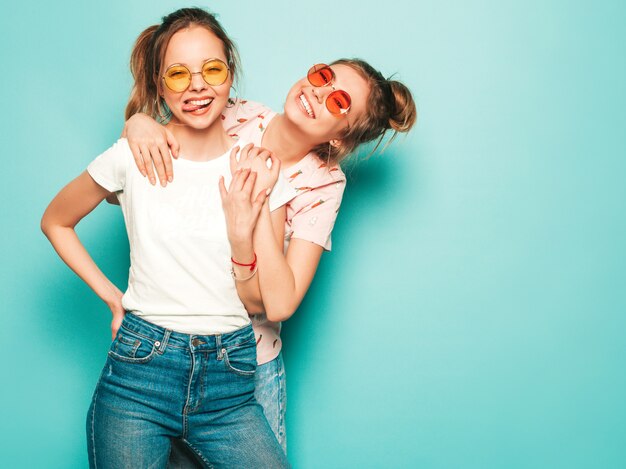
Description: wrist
230,240,254,259
101,284,123,309
230,248,255,266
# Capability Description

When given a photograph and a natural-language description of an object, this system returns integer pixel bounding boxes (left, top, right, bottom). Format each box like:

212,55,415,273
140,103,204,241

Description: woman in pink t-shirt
124,59,417,458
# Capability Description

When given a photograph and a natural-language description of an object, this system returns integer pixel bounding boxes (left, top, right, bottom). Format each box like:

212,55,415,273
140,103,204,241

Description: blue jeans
168,354,287,467
255,353,287,452
87,313,289,469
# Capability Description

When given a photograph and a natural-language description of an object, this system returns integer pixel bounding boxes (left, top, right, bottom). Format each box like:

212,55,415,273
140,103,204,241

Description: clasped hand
219,143,281,244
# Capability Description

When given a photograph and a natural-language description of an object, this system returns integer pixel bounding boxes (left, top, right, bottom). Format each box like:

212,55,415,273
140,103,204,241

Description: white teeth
188,98,212,105
299,93,315,118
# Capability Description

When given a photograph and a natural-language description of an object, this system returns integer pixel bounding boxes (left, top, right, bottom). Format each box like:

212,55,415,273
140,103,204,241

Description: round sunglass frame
162,58,230,93
307,64,352,117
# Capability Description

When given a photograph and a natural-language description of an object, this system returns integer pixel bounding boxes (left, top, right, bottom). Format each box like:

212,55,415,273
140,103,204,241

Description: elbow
265,305,296,323
40,213,52,238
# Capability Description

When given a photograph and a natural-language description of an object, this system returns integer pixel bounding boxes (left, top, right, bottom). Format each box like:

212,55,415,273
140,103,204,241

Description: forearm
230,239,265,314
253,207,299,322
43,225,122,307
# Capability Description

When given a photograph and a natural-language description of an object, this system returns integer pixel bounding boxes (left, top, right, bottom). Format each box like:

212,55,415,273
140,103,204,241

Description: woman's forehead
165,26,226,64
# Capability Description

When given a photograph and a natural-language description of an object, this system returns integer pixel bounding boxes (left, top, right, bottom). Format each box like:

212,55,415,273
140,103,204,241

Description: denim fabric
87,313,289,469
168,353,288,467
255,353,287,453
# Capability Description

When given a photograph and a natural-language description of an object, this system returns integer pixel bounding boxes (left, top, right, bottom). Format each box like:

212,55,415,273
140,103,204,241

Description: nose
189,71,208,92
311,87,324,104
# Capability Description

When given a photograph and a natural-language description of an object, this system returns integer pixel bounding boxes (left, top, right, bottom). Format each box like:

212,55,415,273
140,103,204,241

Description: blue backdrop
2,1,625,467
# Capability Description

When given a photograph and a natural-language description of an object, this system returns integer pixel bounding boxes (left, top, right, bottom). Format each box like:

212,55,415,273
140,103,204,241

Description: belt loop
216,334,223,360
156,329,171,353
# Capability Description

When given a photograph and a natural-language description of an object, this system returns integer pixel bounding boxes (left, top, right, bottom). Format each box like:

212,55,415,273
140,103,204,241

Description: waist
121,312,255,350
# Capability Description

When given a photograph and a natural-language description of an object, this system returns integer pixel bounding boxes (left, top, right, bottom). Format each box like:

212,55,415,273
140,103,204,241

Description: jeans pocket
108,327,158,364
223,337,257,377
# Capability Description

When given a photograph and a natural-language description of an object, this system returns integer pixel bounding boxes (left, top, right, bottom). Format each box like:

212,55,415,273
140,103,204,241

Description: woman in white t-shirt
41,8,291,468
124,56,418,461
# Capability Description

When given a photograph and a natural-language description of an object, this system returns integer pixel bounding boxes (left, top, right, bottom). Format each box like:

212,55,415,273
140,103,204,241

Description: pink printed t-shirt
222,98,346,364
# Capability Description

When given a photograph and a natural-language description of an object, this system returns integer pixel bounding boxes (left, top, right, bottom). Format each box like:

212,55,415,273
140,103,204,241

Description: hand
219,168,269,247
229,144,281,199
106,289,126,340
123,113,180,187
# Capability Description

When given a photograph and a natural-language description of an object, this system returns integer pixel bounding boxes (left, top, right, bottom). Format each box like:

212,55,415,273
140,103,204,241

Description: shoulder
222,98,275,123
287,152,346,191
91,138,133,164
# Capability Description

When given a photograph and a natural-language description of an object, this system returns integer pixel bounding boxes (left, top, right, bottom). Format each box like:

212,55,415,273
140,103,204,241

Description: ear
329,139,342,148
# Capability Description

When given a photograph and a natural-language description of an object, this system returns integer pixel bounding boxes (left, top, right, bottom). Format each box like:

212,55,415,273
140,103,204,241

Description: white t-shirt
87,138,295,334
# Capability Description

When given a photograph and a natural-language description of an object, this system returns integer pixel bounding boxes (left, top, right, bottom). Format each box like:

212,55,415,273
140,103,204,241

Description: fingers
111,314,124,340
238,143,256,165
218,176,228,202
242,169,257,196
229,145,240,175
268,151,281,178
148,142,168,187
129,141,147,178
165,128,180,159
156,141,173,184
228,167,249,192
252,186,269,211
139,143,157,185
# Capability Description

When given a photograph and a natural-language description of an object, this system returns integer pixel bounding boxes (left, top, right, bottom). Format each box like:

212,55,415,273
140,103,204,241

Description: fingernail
168,176,173,182
150,178,155,185
266,188,272,195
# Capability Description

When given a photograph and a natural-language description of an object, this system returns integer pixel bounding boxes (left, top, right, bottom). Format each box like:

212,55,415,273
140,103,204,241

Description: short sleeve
287,179,346,251
86,139,130,192
268,172,297,212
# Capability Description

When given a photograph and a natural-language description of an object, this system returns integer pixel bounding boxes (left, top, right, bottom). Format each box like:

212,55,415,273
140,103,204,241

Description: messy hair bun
388,80,417,133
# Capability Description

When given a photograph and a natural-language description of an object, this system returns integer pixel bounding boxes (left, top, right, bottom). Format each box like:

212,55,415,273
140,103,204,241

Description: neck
261,114,318,169
167,121,233,161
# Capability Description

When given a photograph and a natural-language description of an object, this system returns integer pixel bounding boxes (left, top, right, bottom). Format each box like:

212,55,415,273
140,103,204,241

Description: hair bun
387,80,417,133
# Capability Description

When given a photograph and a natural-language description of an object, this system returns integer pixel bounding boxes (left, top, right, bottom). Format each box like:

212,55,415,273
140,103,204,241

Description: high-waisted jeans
87,313,289,468
168,353,287,467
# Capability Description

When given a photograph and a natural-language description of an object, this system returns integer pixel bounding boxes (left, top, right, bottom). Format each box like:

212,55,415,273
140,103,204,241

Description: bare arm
219,143,285,313
253,206,323,322
41,171,125,338
220,144,323,320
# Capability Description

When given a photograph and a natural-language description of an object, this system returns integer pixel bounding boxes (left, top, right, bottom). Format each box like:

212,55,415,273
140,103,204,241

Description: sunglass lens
326,90,351,116
164,65,191,92
307,64,334,87
202,60,229,86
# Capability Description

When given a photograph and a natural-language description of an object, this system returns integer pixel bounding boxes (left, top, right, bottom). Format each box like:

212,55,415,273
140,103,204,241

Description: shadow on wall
282,143,424,364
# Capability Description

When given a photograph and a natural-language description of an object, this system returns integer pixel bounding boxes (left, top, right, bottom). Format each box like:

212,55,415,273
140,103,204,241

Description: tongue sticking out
183,102,208,112
182,98,213,113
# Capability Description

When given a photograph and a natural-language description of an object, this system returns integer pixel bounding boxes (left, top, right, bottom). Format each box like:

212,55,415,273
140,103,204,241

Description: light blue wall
2,1,625,467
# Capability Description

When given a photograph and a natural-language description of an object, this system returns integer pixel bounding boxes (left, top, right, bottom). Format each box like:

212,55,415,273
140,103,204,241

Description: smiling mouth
298,92,315,118
183,97,213,112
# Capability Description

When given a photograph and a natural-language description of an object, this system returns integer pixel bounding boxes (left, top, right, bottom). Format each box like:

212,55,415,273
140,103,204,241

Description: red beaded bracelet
231,253,257,271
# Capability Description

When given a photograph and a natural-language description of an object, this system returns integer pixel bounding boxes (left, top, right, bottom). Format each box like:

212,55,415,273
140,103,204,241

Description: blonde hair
124,7,241,121
312,58,417,164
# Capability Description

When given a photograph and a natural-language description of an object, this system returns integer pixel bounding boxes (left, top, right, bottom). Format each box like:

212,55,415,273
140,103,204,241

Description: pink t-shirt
222,98,346,364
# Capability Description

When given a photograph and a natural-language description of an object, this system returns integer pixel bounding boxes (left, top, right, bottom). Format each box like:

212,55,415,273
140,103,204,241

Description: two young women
42,5,416,467
125,30,417,468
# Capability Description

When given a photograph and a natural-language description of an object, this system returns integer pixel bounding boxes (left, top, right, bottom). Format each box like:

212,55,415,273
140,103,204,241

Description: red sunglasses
307,64,352,117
